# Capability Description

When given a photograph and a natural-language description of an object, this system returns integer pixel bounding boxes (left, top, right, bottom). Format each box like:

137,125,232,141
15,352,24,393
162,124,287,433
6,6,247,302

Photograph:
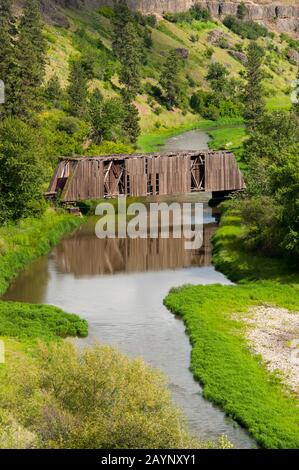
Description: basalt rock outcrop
27,1,299,36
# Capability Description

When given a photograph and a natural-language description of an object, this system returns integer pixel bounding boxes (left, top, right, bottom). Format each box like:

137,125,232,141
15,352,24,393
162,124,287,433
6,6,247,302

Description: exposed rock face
85,1,299,35
39,1,299,36
40,0,70,27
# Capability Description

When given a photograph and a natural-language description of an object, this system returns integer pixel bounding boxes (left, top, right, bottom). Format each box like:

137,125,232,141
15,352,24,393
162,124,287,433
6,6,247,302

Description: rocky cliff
41,1,299,35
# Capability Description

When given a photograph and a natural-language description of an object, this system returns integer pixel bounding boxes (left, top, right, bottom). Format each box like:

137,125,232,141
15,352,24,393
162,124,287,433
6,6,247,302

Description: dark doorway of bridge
191,155,205,192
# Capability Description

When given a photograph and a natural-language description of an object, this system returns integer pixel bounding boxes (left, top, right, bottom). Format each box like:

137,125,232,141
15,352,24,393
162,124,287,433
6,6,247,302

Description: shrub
98,6,114,18
85,141,134,156
0,342,201,449
163,5,211,24
57,116,83,135
223,15,269,40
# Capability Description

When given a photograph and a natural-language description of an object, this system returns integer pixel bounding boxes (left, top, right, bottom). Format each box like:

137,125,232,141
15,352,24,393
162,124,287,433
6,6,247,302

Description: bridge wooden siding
47,150,245,202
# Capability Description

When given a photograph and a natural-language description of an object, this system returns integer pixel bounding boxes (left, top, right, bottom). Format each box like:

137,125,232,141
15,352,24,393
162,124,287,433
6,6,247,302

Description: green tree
160,50,183,109
206,62,229,93
122,98,140,144
237,2,248,20
244,110,298,161
0,118,46,222
112,0,133,60
88,89,125,143
68,60,88,118
240,111,299,259
243,41,265,132
118,21,141,99
269,145,299,257
44,75,64,107
12,0,46,120
0,0,17,119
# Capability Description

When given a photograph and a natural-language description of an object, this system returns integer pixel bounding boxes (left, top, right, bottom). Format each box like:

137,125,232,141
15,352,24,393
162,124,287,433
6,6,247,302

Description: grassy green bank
137,118,243,152
164,210,299,448
0,209,85,297
0,208,88,343
212,211,298,284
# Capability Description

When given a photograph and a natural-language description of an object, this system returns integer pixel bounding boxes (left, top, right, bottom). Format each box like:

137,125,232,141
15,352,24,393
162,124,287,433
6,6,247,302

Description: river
3,129,254,448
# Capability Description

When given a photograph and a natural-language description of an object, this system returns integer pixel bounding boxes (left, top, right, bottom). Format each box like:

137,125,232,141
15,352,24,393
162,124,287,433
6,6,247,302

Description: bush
57,116,84,135
163,5,211,24
98,6,114,18
145,15,157,28
85,141,134,156
223,15,269,40
38,110,90,158
0,342,201,449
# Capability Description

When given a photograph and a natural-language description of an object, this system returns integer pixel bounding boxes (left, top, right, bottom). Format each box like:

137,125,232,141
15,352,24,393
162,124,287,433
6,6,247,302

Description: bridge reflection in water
51,223,216,277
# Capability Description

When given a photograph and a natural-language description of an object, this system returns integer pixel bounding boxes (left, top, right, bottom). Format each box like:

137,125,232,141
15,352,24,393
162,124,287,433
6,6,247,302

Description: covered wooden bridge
46,150,245,203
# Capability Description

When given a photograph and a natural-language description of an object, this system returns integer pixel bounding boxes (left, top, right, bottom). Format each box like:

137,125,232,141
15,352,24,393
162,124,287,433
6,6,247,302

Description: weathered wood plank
47,151,245,202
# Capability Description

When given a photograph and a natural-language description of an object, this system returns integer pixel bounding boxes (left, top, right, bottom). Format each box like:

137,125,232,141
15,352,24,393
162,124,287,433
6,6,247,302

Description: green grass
0,209,88,347
137,118,243,152
212,211,299,283
0,209,85,297
164,282,299,448
164,208,299,448
208,125,246,152
0,301,87,342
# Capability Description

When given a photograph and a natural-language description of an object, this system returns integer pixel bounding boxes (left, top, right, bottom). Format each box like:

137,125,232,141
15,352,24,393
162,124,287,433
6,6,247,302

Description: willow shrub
0,341,232,449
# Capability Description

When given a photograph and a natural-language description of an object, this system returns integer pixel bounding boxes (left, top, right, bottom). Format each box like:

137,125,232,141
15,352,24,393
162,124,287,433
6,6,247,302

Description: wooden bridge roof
57,150,234,162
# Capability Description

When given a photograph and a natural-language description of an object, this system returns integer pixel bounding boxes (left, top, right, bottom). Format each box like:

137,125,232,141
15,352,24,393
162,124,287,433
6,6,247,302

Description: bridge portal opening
191,155,205,192
104,159,126,197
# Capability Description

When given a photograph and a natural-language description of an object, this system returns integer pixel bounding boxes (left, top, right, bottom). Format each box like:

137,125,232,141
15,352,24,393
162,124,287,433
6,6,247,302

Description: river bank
164,207,299,448
137,117,244,152
0,209,85,297
0,209,88,343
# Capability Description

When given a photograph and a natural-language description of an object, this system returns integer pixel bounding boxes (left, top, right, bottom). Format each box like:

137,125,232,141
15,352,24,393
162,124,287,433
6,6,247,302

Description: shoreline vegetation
137,117,244,152
0,209,88,342
0,209,85,297
164,207,299,448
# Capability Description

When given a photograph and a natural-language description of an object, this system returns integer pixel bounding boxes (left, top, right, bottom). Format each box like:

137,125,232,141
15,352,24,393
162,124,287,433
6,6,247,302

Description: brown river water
3,130,255,448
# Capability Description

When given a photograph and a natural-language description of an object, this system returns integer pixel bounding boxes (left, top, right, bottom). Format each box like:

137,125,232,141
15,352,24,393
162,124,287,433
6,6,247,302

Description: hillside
40,1,299,35
42,4,297,140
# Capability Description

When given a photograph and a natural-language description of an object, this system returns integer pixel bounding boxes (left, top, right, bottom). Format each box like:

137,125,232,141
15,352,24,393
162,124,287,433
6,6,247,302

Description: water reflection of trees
52,224,216,276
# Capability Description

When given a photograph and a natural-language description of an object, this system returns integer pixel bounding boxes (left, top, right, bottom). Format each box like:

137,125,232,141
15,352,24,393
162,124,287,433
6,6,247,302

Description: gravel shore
243,305,299,395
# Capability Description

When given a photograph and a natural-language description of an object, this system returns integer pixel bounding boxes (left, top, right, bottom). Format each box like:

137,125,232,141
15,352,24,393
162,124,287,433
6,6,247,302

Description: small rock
229,50,248,65
287,48,299,65
174,48,189,60
208,29,231,46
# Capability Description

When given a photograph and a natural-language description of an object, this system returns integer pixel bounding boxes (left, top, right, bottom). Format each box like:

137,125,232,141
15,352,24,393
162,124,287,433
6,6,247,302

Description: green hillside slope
41,5,297,154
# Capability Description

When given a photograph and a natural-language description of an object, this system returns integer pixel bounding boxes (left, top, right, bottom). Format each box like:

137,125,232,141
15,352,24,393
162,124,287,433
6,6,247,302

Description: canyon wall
42,1,299,35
